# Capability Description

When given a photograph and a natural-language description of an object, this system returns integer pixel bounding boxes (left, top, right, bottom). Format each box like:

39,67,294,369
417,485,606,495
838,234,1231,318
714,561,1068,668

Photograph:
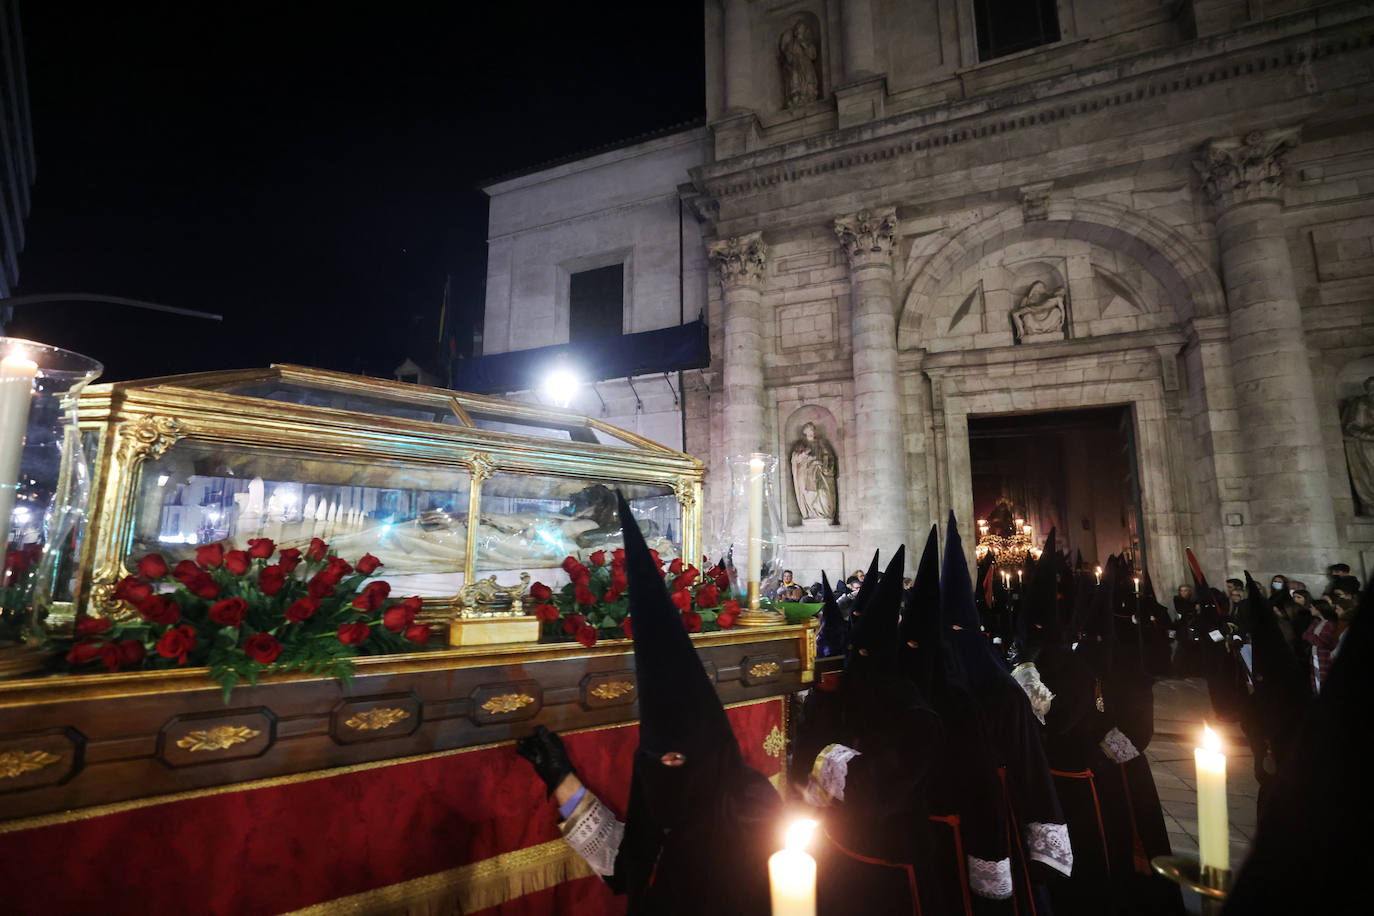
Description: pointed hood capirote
849,548,881,617
1016,528,1059,661
941,512,1014,691
817,570,847,659
846,545,906,672
616,492,736,766
899,526,943,694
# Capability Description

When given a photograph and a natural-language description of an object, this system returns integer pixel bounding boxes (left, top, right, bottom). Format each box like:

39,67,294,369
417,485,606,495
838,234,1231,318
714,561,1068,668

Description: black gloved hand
516,725,575,797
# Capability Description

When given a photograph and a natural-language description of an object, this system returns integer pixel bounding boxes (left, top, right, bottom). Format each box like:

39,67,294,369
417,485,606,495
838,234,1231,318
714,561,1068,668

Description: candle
769,818,817,916
747,454,764,607
1133,576,1141,595
1017,569,1023,585
1195,725,1229,872
0,352,39,542
1094,565,1103,585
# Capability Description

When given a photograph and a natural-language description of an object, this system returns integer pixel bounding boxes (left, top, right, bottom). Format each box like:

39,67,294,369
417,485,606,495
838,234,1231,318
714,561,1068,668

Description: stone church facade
484,0,1374,588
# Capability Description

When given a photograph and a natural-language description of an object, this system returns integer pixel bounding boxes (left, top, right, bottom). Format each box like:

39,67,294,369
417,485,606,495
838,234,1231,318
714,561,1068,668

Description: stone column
1196,129,1340,581
840,0,878,80
708,232,768,462
722,0,752,113
835,208,910,563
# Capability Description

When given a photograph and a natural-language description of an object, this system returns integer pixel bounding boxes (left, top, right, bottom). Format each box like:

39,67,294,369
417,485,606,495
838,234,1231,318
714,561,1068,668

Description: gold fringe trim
277,838,595,916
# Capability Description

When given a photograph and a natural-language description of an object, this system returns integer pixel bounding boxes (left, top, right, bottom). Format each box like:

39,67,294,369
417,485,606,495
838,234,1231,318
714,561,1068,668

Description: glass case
72,366,702,630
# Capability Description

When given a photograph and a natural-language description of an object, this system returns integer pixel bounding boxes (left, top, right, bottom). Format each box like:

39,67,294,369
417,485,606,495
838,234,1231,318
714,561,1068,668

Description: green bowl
780,601,823,624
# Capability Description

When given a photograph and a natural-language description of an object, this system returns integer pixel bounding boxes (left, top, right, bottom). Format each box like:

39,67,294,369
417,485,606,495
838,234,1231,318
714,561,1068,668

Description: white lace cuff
1099,726,1140,764
803,742,860,807
967,855,1014,900
1025,821,1073,877
1011,662,1055,725
559,790,624,876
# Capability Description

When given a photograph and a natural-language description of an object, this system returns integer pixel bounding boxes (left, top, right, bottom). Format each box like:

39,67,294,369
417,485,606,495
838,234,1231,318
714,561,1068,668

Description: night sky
7,3,704,382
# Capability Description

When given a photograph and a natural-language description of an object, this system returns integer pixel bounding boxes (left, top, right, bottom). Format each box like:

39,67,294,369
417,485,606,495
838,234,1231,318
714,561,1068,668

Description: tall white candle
1095,565,1103,585
769,818,817,916
747,454,764,603
0,353,39,543
1195,725,1229,872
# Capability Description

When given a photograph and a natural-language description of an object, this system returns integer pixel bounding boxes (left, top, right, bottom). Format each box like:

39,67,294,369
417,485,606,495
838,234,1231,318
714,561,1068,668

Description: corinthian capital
708,232,768,290
1195,127,1300,210
834,207,898,267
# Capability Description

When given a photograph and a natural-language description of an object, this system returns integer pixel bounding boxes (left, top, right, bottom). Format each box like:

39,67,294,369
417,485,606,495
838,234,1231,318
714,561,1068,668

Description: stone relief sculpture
1010,280,1067,343
1342,376,1374,514
789,421,838,524
779,18,820,109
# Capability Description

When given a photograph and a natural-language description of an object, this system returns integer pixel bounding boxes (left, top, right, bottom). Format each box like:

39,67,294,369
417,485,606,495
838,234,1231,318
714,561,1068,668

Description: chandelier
974,516,1042,570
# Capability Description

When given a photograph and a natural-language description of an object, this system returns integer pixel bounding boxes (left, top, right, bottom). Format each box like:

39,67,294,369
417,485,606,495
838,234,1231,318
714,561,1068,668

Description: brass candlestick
737,580,783,627
1151,855,1231,915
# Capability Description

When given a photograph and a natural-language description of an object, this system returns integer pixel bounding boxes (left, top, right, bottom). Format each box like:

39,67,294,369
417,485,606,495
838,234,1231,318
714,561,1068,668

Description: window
569,264,624,342
974,0,1060,62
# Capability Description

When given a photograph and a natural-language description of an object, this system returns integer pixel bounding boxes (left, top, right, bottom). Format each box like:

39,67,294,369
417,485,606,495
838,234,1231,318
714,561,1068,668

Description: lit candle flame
785,818,818,852
1202,724,1222,753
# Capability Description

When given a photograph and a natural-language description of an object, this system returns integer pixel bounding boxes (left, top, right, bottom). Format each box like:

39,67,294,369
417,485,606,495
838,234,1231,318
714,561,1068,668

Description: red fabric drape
0,699,784,916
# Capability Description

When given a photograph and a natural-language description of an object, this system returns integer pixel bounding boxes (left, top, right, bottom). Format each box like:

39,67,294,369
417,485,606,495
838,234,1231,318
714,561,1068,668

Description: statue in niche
790,422,838,524
1342,376,1374,515
779,18,820,109
1010,280,1067,342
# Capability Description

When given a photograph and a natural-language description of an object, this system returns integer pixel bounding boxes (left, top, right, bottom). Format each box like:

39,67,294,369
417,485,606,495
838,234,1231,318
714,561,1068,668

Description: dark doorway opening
968,405,1143,571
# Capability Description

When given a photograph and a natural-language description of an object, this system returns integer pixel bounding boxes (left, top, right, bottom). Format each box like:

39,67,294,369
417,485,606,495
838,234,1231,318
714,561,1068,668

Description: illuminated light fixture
542,366,581,409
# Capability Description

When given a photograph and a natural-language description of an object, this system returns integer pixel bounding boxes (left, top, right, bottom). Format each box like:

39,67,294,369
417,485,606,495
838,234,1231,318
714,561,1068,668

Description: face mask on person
1272,581,1284,590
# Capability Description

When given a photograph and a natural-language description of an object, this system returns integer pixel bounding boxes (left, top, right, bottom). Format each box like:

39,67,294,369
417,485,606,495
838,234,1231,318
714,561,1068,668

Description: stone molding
708,232,768,290
1195,127,1301,210
834,207,898,268
1019,181,1054,222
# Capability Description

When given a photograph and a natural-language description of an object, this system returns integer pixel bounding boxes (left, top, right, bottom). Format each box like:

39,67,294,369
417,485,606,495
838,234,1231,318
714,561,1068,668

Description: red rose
119,639,146,666
611,568,628,591
355,553,383,575
337,622,370,645
681,610,703,633
195,543,225,568
574,582,596,606
208,597,249,627
137,554,169,579
603,587,622,603
278,548,303,574
649,550,666,577
530,582,552,602
576,624,598,648
352,580,391,612
243,633,282,664
668,557,683,574
308,574,336,599
247,538,275,559
560,556,581,575
66,641,102,666
156,625,197,665
224,550,251,576
185,572,220,600
100,643,126,672
383,603,416,633
306,538,329,562
285,597,320,623
404,623,431,644
534,603,560,622
717,599,741,629
562,613,586,636
114,576,153,606
621,617,633,639
712,567,731,590
670,589,692,612
672,569,699,592
589,550,606,567
259,565,286,596
172,560,200,584
138,594,182,626
696,584,719,608
74,616,113,638
398,596,423,614
611,548,626,567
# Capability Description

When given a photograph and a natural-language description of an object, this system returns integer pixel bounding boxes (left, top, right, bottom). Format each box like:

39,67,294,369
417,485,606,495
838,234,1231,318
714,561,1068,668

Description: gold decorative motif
115,414,183,465
672,476,697,512
457,573,531,616
344,707,411,731
748,661,780,679
175,725,262,752
481,693,535,715
0,749,61,779
589,680,635,701
467,451,496,484
762,725,785,759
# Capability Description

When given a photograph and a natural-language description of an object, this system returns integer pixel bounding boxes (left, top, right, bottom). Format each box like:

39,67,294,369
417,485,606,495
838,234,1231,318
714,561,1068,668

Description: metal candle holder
1151,855,1231,915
